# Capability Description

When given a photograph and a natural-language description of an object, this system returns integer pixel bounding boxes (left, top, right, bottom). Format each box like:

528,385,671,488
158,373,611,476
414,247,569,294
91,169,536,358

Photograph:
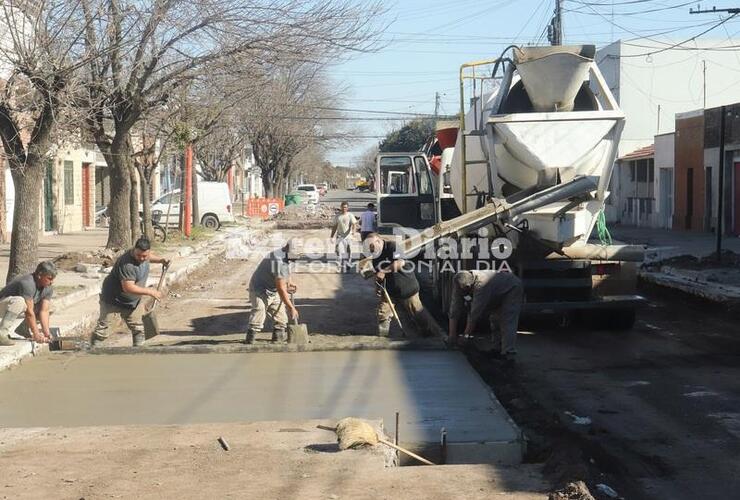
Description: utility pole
657,104,661,134
434,92,441,119
548,0,564,45
184,143,193,238
716,106,727,262
703,60,707,109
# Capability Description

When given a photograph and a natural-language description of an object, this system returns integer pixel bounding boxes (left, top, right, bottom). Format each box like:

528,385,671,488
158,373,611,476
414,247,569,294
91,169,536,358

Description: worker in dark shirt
365,233,443,338
90,237,170,347
448,270,523,360
0,261,57,345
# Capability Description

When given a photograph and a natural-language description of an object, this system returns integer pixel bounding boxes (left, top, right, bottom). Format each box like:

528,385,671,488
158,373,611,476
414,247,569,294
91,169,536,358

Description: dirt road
479,285,740,500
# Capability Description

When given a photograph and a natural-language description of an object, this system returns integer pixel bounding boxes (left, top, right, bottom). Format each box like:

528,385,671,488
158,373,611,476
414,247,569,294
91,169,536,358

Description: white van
151,182,234,229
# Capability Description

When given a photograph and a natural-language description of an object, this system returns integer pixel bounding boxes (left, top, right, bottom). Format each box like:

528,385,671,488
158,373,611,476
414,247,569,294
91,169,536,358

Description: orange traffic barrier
247,198,284,219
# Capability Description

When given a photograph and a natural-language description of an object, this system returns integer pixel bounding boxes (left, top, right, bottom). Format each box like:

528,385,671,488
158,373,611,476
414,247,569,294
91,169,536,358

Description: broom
318,417,435,466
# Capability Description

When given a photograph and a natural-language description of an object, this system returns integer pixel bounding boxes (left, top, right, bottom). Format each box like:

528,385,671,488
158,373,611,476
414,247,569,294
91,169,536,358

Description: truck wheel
201,214,220,229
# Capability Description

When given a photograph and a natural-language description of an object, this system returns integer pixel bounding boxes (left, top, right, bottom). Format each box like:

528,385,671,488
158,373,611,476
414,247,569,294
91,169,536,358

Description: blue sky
326,0,740,166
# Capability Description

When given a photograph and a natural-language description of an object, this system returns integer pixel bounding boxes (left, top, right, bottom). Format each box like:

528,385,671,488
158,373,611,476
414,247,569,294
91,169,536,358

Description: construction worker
90,237,170,347
245,240,298,344
365,233,443,338
0,261,57,346
359,203,377,241
447,270,523,360
330,201,357,272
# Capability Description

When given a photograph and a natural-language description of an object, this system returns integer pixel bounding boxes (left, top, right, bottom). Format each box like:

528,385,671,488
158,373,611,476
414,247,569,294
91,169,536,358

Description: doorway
685,168,693,230
659,168,673,229
734,162,740,235
82,163,91,227
44,161,55,232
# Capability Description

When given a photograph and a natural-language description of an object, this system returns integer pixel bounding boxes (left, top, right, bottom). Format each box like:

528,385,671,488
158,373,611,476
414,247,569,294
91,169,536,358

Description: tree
0,1,85,280
378,118,435,153
79,0,384,248
357,145,378,183
246,64,341,197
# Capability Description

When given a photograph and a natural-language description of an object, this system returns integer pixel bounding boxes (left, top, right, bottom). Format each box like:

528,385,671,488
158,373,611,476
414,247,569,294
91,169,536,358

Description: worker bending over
448,270,523,360
246,240,298,344
0,261,57,345
365,233,443,338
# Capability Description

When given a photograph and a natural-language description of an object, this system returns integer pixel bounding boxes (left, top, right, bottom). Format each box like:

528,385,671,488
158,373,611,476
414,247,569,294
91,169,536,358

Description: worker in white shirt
359,203,377,241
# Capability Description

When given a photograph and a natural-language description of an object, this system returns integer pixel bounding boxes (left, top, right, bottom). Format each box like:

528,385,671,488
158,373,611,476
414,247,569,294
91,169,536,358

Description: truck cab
375,153,437,232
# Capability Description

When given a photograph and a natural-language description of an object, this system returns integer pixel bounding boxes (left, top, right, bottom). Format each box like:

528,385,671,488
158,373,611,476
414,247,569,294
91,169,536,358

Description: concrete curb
0,226,259,373
640,270,740,305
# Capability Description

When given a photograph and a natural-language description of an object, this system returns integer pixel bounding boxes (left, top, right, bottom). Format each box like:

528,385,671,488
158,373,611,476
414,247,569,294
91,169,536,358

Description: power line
690,5,740,15
566,1,695,16
617,13,740,57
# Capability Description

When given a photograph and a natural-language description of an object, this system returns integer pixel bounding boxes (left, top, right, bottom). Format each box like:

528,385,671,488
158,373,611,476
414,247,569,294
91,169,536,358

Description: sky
325,0,740,167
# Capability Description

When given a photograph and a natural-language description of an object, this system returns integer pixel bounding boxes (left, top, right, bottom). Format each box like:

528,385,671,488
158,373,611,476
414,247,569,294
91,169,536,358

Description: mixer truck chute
375,44,645,329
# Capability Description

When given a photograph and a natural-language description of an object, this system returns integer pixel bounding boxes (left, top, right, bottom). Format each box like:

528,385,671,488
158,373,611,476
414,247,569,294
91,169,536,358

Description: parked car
293,184,320,204
150,181,234,229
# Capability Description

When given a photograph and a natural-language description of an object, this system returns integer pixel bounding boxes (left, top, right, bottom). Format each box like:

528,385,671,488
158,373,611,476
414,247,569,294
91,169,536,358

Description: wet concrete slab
0,350,523,464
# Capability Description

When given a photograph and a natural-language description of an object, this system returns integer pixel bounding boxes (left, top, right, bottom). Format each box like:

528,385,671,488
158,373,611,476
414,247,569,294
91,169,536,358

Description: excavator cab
376,153,437,232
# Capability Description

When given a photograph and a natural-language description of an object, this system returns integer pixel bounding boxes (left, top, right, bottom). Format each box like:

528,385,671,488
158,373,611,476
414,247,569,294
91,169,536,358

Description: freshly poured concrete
0,350,523,464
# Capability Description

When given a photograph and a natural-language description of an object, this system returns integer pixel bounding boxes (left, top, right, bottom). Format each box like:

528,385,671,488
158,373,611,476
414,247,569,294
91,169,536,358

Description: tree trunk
6,162,43,282
137,164,153,240
106,135,133,249
130,163,140,243
261,173,274,198
0,158,6,244
192,165,199,226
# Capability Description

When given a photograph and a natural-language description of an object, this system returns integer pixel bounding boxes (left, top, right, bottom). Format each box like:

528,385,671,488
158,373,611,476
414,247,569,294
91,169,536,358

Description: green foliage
172,122,193,148
378,118,435,152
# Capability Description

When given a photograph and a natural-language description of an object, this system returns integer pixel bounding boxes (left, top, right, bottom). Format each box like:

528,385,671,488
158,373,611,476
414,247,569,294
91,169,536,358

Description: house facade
597,38,740,158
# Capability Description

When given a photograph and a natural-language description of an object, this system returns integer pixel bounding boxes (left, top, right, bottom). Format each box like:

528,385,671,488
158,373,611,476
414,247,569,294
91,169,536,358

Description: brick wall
674,114,705,231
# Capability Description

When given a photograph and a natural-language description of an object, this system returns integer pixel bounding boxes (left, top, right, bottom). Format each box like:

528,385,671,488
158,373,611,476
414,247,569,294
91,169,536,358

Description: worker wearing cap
365,233,443,338
0,261,57,345
448,270,523,360
245,240,298,344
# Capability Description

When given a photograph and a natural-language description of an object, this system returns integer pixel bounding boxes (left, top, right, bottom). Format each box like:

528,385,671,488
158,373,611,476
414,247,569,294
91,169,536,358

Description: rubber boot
89,334,104,349
245,329,256,345
377,320,391,337
0,332,14,346
271,330,286,343
132,332,145,347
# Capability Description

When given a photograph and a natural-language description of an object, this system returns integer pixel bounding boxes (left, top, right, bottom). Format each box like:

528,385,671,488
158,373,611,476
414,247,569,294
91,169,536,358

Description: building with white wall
597,39,740,157
654,132,675,229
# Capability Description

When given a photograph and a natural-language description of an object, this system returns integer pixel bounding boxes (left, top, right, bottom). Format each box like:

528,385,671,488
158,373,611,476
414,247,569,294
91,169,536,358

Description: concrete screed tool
286,291,309,344
143,263,170,339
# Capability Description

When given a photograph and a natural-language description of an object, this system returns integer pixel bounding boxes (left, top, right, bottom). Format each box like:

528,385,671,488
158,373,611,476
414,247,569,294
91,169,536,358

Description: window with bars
64,161,74,205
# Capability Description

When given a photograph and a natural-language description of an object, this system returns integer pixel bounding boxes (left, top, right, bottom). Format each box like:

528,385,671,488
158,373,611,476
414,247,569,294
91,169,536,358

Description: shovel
143,263,170,340
286,291,309,345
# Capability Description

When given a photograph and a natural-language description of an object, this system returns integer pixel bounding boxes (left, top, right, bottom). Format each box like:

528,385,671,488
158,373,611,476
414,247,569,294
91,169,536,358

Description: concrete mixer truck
374,45,645,329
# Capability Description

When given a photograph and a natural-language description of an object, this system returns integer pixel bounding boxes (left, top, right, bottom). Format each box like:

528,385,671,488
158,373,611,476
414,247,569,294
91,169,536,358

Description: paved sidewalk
0,228,109,282
610,225,740,261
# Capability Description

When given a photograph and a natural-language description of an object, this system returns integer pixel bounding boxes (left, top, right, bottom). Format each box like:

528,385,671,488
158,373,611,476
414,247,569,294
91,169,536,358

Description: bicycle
140,210,167,243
